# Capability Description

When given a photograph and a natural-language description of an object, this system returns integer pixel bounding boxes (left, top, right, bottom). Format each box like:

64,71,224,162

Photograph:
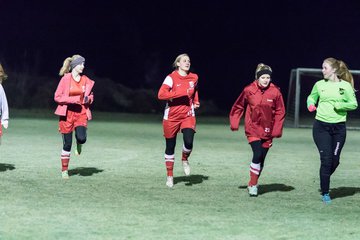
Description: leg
165,137,176,187
248,140,264,187
165,137,176,177
181,128,195,160
75,126,87,144
74,126,87,155
259,140,270,176
331,123,346,175
61,132,73,179
312,120,333,196
163,119,181,187
181,128,195,176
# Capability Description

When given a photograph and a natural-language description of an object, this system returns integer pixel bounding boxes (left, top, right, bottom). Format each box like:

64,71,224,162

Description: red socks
182,145,192,162
165,154,174,177
165,146,192,177
61,150,70,171
249,162,261,186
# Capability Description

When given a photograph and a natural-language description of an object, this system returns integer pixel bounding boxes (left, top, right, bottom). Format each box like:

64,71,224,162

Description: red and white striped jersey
158,71,199,121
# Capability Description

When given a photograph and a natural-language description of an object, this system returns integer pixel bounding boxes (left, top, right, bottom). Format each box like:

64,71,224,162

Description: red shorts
163,116,196,138
59,110,88,134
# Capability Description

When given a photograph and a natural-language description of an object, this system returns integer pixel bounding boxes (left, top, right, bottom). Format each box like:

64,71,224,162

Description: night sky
1,0,360,109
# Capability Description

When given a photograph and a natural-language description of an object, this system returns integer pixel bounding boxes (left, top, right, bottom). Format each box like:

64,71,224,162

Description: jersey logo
176,84,181,87
339,88,344,95
267,99,273,102
189,81,194,88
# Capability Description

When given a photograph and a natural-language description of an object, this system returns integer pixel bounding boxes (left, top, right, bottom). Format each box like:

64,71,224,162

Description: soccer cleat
166,176,174,188
322,193,331,204
62,170,69,179
247,185,258,197
75,143,82,156
182,161,191,176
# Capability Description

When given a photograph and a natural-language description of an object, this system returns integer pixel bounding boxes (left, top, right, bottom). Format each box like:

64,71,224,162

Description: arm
157,76,189,100
272,93,286,138
307,83,319,111
193,89,200,109
83,77,95,105
229,90,247,131
334,85,358,111
54,77,81,104
0,84,9,121
85,92,94,105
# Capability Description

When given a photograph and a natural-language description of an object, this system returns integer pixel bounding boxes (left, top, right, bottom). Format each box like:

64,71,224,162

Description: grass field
1,110,360,240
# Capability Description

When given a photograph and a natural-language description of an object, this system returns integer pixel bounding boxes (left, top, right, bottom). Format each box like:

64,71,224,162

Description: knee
165,143,175,155
75,131,87,144
320,155,332,165
252,153,263,164
63,143,72,152
332,159,340,167
76,136,87,144
183,140,193,150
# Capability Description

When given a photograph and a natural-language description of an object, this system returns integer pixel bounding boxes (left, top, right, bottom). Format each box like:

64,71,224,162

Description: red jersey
229,81,285,139
158,71,200,121
69,77,86,97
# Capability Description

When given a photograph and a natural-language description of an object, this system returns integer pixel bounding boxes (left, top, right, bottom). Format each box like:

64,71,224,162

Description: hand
308,105,317,112
87,92,94,104
333,102,341,110
230,126,238,131
262,141,272,148
194,103,200,109
2,120,8,129
83,96,89,104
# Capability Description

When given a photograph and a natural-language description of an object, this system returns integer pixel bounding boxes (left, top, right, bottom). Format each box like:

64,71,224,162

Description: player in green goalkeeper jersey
307,57,358,204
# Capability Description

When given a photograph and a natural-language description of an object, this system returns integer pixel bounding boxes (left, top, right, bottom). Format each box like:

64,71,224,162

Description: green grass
1,110,360,239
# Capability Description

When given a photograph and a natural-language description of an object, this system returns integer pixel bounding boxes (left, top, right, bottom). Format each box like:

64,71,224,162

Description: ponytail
0,63,8,84
59,57,72,76
324,57,354,88
59,54,83,76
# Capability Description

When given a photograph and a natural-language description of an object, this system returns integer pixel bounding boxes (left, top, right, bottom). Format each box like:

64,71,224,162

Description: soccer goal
286,68,360,129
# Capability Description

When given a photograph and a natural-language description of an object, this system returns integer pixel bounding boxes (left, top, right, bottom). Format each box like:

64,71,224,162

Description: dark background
1,0,360,113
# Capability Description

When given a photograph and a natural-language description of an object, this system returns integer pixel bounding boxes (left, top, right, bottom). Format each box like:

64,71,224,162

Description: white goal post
286,68,360,129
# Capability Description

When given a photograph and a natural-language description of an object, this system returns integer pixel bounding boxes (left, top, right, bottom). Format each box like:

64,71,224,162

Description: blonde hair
255,63,272,79
172,53,189,69
59,54,83,76
0,63,8,84
324,57,354,88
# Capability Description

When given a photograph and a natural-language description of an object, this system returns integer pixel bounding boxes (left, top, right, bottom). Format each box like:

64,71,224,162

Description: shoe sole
183,163,190,176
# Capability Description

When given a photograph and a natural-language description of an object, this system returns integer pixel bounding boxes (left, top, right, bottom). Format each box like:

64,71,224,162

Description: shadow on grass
0,163,15,172
174,174,209,186
69,167,104,177
239,183,295,195
330,187,360,199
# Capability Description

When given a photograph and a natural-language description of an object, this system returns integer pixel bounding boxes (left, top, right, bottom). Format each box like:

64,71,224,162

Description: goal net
286,68,360,129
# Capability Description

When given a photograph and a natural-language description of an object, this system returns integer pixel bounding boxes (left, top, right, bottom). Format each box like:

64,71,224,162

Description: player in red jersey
54,55,94,179
230,63,285,196
0,63,9,144
158,53,200,188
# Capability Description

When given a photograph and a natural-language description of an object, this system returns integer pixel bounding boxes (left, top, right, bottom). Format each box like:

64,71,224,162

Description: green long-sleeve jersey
307,79,358,123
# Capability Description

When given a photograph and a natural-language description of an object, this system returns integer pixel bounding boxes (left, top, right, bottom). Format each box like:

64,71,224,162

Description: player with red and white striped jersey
0,63,9,143
158,53,200,188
